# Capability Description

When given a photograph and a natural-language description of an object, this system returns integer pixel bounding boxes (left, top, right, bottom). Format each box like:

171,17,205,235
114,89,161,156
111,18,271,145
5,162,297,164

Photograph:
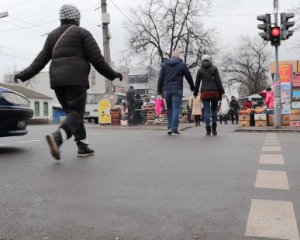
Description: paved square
259,154,285,165
255,170,289,190
262,146,282,152
245,199,299,240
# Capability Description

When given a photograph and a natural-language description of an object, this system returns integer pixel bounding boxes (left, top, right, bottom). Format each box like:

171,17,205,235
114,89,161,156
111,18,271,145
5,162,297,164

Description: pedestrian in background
157,51,194,135
219,94,230,124
134,94,143,125
14,4,123,160
191,93,203,126
194,55,225,136
229,96,240,124
126,86,135,126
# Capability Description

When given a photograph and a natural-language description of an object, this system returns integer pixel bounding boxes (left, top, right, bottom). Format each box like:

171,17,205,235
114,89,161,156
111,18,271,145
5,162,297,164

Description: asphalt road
0,123,299,240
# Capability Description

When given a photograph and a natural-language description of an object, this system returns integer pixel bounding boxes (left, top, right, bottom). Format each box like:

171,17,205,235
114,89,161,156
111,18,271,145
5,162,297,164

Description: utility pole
101,0,112,93
273,0,281,128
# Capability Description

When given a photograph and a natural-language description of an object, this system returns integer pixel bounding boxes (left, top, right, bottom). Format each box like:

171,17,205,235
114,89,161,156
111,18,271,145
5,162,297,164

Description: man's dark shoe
46,131,63,160
212,122,217,136
206,126,211,136
172,130,180,136
167,129,172,135
77,141,95,157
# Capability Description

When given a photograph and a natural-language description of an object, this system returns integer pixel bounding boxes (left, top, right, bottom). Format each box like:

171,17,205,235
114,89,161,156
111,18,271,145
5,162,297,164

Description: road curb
236,127,300,133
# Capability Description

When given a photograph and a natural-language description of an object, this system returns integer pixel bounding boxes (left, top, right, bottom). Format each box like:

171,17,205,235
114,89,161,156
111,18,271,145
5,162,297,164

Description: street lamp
0,11,9,18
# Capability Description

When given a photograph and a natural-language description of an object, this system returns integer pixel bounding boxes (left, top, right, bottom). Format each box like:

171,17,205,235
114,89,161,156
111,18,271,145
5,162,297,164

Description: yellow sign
98,99,111,124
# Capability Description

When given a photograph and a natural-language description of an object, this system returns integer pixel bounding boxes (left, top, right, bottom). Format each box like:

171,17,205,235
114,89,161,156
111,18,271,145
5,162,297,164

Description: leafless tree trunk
125,0,217,69
221,36,271,98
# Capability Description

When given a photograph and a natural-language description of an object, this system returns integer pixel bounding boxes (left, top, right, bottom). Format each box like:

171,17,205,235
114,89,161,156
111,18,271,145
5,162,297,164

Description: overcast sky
0,0,299,81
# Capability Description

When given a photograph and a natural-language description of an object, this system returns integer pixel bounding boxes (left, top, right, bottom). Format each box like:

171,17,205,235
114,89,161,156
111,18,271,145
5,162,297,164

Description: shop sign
98,99,111,124
278,64,293,83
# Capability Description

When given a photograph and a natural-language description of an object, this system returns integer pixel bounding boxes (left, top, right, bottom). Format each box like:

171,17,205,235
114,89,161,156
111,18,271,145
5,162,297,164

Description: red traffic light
271,27,280,37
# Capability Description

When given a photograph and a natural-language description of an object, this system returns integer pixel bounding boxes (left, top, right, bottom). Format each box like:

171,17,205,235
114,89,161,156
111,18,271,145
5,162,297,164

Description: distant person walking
134,94,143,125
14,4,123,160
191,93,203,126
194,55,224,136
157,51,194,135
230,96,240,124
126,86,135,126
219,94,230,124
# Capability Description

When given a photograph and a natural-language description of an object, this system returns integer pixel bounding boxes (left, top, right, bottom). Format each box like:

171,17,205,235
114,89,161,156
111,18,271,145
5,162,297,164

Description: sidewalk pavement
86,123,300,133
86,123,194,132
236,126,300,133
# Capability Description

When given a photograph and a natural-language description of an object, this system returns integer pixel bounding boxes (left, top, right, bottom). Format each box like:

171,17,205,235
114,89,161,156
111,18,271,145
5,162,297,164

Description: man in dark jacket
126,86,135,126
157,51,194,135
194,55,225,136
134,94,143,125
230,96,240,124
14,4,123,160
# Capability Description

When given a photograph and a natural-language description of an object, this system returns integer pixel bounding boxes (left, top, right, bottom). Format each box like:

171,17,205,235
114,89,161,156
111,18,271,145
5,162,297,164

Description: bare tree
125,0,217,69
221,36,271,98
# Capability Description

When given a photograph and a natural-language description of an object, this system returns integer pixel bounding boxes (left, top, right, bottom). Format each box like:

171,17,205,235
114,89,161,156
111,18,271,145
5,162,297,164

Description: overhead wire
6,0,32,11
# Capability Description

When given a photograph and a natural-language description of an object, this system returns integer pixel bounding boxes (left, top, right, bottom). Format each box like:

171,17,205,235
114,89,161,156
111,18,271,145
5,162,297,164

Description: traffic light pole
273,2,281,128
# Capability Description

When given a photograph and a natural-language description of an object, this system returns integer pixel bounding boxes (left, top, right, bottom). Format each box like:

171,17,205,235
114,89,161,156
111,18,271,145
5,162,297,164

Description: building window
43,102,49,116
34,102,40,116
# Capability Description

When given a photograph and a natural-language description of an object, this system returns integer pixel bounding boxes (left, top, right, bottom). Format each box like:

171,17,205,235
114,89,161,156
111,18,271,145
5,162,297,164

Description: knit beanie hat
59,4,80,23
201,54,211,62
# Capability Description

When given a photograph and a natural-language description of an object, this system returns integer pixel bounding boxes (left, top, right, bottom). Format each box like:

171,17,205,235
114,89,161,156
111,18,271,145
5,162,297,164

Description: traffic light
270,26,281,46
281,12,295,40
257,14,271,41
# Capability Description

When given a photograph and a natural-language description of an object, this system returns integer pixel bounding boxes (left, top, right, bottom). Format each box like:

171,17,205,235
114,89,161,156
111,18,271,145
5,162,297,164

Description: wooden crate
282,120,290,126
281,114,290,121
289,114,300,121
239,120,250,127
239,114,250,121
254,113,267,121
255,120,267,127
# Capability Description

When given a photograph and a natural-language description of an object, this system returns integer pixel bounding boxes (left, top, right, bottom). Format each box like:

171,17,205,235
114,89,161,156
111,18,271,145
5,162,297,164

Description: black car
0,86,33,137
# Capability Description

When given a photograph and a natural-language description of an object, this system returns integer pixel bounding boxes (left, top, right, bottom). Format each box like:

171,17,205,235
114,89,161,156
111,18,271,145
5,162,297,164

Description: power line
1,19,45,34
108,0,134,24
7,0,32,11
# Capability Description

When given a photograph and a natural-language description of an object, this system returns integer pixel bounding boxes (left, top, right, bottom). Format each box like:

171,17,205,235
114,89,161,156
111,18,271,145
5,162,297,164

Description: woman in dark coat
194,55,225,136
14,4,123,160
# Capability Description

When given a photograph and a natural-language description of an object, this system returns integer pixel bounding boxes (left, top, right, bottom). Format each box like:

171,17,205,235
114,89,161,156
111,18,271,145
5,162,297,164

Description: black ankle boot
76,141,95,157
206,126,211,136
46,130,63,160
212,122,217,136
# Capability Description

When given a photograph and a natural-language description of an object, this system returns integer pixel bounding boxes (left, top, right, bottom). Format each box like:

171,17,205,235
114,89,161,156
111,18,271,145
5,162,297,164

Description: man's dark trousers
54,86,87,141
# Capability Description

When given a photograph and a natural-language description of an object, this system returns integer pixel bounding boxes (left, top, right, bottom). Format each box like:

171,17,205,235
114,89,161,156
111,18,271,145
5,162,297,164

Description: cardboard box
239,120,250,127
254,113,267,121
268,114,274,126
282,120,290,126
290,121,300,127
255,120,267,127
239,114,250,121
281,114,290,121
289,114,300,121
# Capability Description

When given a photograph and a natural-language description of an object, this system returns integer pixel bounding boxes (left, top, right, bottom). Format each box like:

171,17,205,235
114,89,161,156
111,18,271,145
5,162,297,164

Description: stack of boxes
290,109,300,127
111,109,121,125
281,114,290,126
239,113,251,127
145,107,155,125
254,113,267,127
